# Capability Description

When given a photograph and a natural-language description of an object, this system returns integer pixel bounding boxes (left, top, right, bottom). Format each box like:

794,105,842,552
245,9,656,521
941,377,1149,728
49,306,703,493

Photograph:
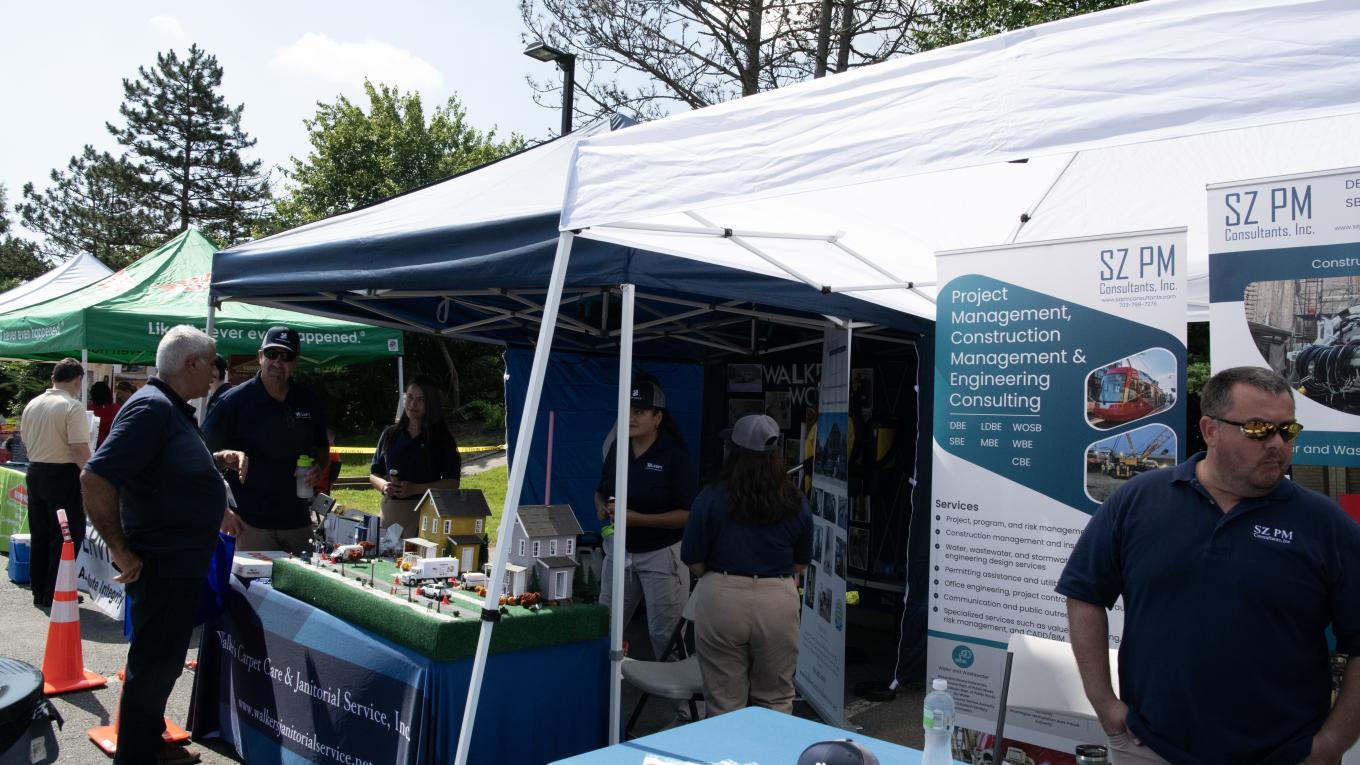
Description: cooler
6,535,28,584
0,658,60,764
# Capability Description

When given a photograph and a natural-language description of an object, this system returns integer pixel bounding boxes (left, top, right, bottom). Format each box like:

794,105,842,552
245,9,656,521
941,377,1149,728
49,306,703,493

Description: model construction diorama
270,488,607,661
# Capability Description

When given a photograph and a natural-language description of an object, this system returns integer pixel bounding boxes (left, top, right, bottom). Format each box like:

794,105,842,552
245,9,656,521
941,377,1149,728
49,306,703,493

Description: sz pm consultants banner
796,324,851,728
930,229,1186,759
1209,167,1360,468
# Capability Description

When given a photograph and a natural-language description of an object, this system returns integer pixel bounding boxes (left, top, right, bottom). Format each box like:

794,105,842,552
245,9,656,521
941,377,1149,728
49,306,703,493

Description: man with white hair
82,325,247,765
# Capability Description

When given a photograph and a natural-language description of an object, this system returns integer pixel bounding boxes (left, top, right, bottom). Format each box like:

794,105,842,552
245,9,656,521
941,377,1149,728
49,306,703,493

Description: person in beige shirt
20,357,92,608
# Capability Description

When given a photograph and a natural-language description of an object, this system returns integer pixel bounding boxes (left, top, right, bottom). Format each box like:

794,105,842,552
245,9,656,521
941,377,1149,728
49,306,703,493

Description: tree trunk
815,0,835,78
742,0,764,96
437,338,462,412
835,0,855,73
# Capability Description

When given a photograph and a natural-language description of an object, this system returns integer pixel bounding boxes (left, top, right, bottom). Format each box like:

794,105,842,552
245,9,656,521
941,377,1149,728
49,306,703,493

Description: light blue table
551,707,926,764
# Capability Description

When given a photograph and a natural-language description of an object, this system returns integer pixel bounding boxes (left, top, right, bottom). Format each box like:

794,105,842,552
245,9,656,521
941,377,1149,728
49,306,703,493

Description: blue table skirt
551,706,926,765
189,577,608,765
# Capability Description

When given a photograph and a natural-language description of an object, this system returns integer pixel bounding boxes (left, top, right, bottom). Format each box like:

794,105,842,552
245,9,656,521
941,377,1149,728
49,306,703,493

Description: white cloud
148,16,190,49
271,33,443,90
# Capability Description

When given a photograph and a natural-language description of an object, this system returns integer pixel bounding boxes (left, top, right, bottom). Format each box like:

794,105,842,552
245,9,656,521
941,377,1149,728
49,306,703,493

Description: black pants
26,462,85,607
114,570,204,765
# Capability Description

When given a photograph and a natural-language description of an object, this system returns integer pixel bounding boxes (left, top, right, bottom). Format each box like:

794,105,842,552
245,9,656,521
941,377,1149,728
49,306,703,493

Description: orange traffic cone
88,667,190,755
42,509,107,695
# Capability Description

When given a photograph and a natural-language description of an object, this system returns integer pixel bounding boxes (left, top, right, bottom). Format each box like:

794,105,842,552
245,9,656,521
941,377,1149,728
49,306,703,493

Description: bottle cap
932,678,947,691
297,455,314,468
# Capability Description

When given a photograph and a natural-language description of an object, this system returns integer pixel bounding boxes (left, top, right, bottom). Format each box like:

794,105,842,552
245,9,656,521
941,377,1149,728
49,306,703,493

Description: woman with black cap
681,413,813,715
594,379,699,662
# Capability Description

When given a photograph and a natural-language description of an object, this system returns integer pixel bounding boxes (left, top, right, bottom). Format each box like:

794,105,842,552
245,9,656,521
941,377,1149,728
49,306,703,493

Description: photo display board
929,229,1186,758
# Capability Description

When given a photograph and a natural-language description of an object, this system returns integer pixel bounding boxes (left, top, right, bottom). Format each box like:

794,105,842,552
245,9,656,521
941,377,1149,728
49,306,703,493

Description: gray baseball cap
796,739,882,765
728,413,780,452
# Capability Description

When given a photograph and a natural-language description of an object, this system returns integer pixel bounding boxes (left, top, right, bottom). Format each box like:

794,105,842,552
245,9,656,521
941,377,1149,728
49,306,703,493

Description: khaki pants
599,539,689,661
235,517,314,555
1107,731,1173,765
692,572,801,716
380,496,420,536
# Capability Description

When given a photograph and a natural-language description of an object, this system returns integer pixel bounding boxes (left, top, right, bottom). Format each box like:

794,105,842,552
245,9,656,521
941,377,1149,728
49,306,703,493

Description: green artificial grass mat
270,557,606,662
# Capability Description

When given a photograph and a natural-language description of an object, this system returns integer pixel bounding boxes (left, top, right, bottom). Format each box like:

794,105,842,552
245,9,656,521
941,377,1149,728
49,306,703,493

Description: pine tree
0,186,46,291
108,44,271,246
18,147,156,268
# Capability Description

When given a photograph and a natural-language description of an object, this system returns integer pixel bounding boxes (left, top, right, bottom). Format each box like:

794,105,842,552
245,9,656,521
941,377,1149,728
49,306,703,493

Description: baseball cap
261,326,300,355
796,739,881,765
630,380,666,410
727,413,780,452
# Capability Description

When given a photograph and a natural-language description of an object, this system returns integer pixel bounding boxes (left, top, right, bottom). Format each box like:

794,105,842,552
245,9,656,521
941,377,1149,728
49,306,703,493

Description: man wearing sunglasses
204,326,329,554
1059,367,1360,765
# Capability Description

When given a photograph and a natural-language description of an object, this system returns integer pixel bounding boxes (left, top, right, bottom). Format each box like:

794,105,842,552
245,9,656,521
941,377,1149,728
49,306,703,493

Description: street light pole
524,42,577,136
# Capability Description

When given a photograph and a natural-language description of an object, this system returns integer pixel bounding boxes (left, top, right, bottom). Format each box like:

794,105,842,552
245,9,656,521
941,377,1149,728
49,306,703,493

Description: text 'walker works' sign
930,230,1186,759
1209,167,1360,465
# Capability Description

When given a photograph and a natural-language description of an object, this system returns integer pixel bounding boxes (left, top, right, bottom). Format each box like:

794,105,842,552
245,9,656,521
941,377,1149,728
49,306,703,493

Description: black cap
261,326,300,355
631,380,666,410
796,739,881,765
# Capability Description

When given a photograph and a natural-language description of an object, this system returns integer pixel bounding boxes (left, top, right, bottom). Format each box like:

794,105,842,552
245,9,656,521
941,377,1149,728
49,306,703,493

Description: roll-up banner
796,324,852,728
930,229,1186,760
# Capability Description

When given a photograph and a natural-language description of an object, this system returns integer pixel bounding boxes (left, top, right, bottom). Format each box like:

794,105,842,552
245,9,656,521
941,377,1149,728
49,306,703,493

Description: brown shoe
156,743,201,765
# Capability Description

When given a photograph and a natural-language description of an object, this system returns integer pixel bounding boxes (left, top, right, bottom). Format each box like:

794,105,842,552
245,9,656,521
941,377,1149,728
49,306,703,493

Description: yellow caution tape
330,445,505,455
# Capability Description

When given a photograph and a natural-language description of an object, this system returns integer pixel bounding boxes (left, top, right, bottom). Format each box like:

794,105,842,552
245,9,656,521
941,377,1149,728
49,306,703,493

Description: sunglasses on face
1214,417,1304,442
262,349,297,362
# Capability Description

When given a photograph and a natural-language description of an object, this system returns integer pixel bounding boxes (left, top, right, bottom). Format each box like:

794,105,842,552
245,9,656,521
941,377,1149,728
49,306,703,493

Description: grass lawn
329,464,509,545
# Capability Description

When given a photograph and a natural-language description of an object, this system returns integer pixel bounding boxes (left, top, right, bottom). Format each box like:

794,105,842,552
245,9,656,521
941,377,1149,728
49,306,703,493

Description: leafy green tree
108,44,271,246
913,0,1141,51
0,186,46,292
274,81,523,226
18,147,157,268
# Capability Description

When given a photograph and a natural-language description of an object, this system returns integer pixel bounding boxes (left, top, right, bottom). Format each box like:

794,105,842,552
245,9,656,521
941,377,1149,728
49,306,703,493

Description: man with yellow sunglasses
1060,367,1360,765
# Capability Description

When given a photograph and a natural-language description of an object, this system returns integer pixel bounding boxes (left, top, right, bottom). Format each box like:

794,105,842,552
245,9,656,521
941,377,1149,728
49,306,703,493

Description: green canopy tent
0,229,403,366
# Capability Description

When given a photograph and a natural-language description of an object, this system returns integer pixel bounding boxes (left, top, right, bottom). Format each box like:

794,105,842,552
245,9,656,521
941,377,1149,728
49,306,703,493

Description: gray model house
504,504,582,602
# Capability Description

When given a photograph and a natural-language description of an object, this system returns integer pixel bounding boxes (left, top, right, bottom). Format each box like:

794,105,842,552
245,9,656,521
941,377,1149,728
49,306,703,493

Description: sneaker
156,743,201,765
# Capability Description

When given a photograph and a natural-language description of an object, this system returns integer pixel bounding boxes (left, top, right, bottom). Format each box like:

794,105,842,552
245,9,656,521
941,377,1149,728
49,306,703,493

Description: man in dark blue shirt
204,326,328,553
1058,367,1360,765
82,326,246,765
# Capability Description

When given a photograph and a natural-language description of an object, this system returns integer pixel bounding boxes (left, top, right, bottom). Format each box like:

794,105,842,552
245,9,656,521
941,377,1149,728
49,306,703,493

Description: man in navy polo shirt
204,326,328,553
82,326,246,765
1058,367,1360,765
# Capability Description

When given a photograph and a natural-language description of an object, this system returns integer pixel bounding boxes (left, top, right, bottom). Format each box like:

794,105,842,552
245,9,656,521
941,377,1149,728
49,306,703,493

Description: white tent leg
454,232,575,765
396,355,406,421
80,349,89,406
198,301,217,423
609,283,636,745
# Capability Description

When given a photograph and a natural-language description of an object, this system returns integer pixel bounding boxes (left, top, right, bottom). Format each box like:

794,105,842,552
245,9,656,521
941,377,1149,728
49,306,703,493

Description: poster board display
795,325,852,727
0,465,28,553
75,523,126,620
931,230,1186,759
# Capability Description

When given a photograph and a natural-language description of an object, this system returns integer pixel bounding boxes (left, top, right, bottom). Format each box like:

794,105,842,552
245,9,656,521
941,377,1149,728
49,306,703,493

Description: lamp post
524,41,576,136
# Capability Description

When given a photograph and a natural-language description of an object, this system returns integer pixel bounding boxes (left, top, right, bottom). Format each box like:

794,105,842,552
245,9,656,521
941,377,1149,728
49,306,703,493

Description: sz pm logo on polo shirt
1253,525,1294,544
644,462,664,472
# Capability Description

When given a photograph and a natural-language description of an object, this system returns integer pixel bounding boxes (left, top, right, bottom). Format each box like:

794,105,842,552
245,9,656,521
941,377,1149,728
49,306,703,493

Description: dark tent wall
504,348,704,534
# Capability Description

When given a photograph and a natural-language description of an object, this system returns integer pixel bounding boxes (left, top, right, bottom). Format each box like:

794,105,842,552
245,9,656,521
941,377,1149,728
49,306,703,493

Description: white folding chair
620,593,703,737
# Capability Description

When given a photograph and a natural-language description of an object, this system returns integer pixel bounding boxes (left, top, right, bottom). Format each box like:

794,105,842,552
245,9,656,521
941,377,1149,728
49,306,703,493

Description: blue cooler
0,658,60,764
5,535,28,585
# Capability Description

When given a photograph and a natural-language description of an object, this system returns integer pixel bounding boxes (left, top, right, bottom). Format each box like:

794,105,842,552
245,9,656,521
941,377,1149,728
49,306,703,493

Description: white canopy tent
455,1,1360,759
0,251,112,314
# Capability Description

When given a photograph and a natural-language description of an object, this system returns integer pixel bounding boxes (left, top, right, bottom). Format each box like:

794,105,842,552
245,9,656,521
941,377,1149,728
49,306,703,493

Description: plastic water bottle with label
295,455,315,499
921,677,956,765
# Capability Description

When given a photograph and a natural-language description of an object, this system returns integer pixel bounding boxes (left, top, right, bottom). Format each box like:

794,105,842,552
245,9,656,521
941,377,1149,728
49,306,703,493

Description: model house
504,504,582,602
414,488,492,574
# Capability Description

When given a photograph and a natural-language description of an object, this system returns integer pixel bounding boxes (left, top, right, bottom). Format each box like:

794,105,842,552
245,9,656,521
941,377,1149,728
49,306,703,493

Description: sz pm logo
1253,525,1294,545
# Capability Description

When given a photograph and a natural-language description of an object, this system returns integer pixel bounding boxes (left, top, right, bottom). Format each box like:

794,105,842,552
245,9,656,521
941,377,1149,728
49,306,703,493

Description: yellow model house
414,488,492,574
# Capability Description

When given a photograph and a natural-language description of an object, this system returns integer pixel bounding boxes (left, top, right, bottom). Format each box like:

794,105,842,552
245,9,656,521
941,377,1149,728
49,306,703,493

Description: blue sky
1,3,565,237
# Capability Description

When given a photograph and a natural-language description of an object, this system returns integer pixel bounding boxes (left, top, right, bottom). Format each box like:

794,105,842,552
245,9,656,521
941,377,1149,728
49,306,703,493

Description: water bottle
295,455,315,499
921,677,955,765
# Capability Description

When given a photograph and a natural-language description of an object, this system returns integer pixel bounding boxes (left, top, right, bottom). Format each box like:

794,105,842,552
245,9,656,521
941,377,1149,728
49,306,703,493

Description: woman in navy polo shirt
595,380,699,661
681,414,812,715
369,379,461,534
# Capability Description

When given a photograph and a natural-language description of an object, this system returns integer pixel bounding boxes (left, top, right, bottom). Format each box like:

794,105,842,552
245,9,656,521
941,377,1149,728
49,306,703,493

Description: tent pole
609,283,636,745
454,232,575,765
396,355,406,422
198,301,217,424
80,349,89,406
